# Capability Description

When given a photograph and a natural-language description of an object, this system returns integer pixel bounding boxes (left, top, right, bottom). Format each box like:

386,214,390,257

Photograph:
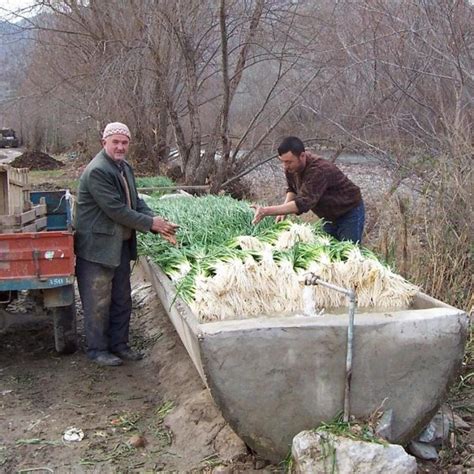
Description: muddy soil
10,151,64,170
0,266,276,472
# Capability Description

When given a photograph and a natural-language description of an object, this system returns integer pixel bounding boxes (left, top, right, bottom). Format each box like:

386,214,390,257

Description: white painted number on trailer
50,278,66,285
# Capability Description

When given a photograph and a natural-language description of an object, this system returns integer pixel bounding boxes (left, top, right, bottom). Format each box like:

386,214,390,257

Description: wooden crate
0,202,47,233
0,164,30,215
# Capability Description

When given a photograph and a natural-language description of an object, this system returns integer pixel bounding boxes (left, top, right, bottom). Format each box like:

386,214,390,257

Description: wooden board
0,216,48,233
0,164,30,215
0,205,48,233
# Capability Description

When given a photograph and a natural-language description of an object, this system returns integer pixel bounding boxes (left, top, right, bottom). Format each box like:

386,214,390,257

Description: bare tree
1,0,472,180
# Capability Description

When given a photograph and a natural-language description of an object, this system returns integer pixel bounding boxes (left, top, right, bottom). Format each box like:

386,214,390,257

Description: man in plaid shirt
252,136,365,243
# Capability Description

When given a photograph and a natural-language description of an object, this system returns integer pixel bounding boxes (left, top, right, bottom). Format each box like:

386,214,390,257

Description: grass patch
16,438,61,446
0,446,7,467
9,374,35,387
109,412,142,432
81,441,136,465
28,170,79,191
200,454,222,468
135,175,175,189
130,331,163,352
148,401,174,448
316,416,386,444
155,401,174,420
448,325,473,409
136,175,176,197
280,450,294,473
367,156,472,311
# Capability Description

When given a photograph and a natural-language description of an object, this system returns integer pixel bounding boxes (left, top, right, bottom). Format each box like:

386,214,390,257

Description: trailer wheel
52,304,77,354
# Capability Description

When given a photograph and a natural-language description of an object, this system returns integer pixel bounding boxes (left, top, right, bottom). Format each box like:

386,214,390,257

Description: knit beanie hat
102,122,131,139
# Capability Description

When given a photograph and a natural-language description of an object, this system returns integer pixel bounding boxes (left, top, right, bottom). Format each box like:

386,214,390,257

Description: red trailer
0,193,77,353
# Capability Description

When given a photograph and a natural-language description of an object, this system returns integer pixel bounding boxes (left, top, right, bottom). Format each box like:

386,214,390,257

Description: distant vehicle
0,128,19,148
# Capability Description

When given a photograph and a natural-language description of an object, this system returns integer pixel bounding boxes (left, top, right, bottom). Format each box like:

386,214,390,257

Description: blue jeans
323,201,365,243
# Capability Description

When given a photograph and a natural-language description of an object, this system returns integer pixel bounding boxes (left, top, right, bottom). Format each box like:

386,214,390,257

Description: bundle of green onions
138,194,418,322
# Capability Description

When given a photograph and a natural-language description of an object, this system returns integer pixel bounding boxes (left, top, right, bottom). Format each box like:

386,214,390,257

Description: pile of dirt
10,151,64,170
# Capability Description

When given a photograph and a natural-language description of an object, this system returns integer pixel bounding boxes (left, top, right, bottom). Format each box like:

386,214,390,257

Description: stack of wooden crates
0,164,47,233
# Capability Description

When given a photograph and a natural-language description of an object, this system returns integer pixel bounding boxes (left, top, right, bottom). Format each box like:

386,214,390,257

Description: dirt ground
1,272,471,474
0,155,472,472
0,264,274,472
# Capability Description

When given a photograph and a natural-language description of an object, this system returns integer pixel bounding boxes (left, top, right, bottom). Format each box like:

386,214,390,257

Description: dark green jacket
74,149,154,267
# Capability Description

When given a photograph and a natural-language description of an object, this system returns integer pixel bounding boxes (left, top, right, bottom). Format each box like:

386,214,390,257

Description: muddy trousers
76,240,132,359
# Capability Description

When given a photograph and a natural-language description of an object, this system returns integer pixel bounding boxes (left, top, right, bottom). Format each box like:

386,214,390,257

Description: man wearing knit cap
75,121,179,366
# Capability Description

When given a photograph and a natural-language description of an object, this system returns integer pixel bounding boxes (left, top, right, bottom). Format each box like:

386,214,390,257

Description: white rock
63,427,84,442
418,420,437,443
292,430,417,474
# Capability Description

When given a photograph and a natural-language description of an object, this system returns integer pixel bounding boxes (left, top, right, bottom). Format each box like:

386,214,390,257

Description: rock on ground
292,430,417,474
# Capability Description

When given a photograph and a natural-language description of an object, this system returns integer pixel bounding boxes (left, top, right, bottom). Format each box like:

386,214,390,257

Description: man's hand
251,204,267,225
151,216,179,245
275,215,286,223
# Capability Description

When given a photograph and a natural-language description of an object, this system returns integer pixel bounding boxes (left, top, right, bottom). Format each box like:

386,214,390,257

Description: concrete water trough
142,257,469,462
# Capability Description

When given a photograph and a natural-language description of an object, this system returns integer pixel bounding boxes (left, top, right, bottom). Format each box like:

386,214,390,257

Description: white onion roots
191,252,418,323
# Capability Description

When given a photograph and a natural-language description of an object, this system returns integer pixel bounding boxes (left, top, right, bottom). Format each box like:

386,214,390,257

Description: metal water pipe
304,272,357,423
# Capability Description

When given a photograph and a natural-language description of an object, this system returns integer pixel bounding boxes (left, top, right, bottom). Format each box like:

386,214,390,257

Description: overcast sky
1,0,36,20
2,0,34,9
